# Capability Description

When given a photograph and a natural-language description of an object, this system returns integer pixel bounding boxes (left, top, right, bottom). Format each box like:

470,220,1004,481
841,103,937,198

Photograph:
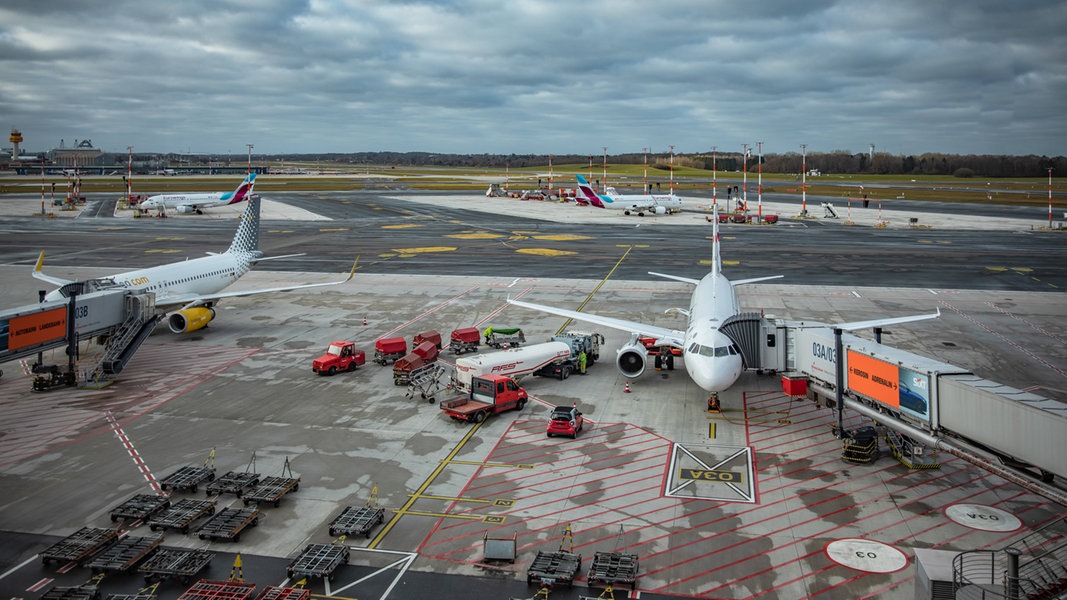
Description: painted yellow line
516,248,577,257
368,422,482,548
391,510,482,520
446,460,530,468
410,494,491,504
709,422,716,439
554,246,633,335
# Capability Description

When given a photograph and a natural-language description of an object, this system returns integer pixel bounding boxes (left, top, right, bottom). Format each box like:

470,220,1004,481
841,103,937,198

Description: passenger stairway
953,516,1067,599
406,363,447,404
86,293,159,384
883,427,940,469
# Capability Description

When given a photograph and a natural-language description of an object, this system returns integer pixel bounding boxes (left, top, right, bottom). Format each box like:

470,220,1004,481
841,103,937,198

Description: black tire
328,366,337,376
517,399,526,411
348,362,357,372
473,411,487,423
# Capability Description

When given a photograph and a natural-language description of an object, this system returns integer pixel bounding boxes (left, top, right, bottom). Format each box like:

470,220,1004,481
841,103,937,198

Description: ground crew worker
578,351,587,375
483,326,493,344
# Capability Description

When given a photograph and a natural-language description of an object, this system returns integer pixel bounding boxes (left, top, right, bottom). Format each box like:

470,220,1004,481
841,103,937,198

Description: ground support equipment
138,549,214,584
253,587,310,600
177,580,257,600
148,499,217,533
196,507,260,542
40,584,101,600
106,594,157,600
41,527,119,565
405,363,447,403
286,543,349,581
482,531,517,563
206,472,260,498
328,505,385,538
587,552,639,591
110,494,172,523
159,466,216,494
526,550,582,587
242,476,299,507
86,535,163,574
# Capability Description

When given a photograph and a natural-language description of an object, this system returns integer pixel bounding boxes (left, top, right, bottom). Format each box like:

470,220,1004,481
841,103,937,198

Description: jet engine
168,307,215,333
616,341,648,378
653,205,667,215
177,205,197,214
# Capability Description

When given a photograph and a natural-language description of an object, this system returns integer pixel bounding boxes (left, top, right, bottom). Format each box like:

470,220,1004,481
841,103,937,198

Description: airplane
33,195,357,334
139,173,256,214
575,174,684,216
508,205,940,404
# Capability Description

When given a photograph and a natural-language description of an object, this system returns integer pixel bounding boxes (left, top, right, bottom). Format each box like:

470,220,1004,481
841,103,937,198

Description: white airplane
139,173,256,214
33,195,357,334
575,174,683,215
508,206,940,403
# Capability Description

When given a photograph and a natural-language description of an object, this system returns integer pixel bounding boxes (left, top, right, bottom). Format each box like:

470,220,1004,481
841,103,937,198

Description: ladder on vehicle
406,363,448,403
884,428,940,469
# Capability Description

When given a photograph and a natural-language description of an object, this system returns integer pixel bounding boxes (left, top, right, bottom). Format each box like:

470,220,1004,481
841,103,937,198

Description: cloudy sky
2,0,1064,157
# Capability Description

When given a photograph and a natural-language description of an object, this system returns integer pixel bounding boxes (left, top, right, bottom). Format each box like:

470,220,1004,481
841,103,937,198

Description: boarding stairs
884,428,940,469
86,292,160,383
405,363,448,403
953,516,1067,599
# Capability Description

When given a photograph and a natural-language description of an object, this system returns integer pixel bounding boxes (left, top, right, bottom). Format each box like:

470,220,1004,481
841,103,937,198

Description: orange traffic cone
363,317,368,326
624,381,631,393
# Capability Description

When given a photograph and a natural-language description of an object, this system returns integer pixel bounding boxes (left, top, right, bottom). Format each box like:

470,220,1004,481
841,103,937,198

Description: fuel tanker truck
451,341,573,393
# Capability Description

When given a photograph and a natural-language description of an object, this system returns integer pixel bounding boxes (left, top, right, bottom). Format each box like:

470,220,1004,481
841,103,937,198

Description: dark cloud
0,0,1063,155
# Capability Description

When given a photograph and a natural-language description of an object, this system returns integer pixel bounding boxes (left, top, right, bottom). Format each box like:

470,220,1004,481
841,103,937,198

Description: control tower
9,129,22,160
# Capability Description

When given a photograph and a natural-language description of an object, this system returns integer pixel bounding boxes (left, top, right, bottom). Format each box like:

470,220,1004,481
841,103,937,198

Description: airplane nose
686,356,741,393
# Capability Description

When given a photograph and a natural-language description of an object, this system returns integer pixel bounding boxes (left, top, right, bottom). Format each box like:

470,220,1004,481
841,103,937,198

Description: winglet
34,250,45,273
345,256,360,281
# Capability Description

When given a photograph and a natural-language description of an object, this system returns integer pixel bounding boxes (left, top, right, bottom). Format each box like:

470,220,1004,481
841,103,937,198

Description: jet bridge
0,286,158,389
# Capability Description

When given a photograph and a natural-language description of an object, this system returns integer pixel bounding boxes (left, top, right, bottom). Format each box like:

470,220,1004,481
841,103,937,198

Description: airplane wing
649,271,700,285
164,259,359,311
32,251,75,286
507,297,685,348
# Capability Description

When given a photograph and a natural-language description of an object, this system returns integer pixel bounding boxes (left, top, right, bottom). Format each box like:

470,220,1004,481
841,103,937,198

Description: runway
0,191,1064,599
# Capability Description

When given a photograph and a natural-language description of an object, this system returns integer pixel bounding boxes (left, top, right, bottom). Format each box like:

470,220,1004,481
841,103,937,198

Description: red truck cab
440,374,527,423
313,341,366,375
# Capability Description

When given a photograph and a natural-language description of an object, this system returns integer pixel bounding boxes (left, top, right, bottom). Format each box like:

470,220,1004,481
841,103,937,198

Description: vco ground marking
708,407,793,426
665,443,756,503
824,539,909,573
945,503,1023,532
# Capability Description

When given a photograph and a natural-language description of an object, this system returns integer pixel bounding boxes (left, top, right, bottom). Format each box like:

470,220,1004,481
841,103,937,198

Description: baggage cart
526,550,582,587
109,494,171,523
482,531,517,563
196,507,260,542
41,584,101,600
286,543,349,581
373,337,407,365
587,551,639,591
254,588,310,600
178,580,257,600
138,548,214,584
328,505,385,538
448,327,481,355
41,527,119,565
148,499,217,534
86,535,163,574
243,459,299,507
159,466,216,494
205,471,260,498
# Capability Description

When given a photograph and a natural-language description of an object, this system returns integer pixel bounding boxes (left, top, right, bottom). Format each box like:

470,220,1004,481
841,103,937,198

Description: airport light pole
126,146,133,204
1049,167,1054,229
742,143,749,212
711,146,717,208
757,141,763,222
602,147,607,193
669,145,675,193
643,148,648,193
801,144,807,215
246,144,253,175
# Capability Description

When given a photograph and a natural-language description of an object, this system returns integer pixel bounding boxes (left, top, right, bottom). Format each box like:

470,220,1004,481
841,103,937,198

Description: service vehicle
312,341,366,375
452,342,572,392
546,405,585,438
393,341,439,385
439,374,528,423
484,326,526,349
554,330,604,364
374,337,407,365
412,329,442,350
449,327,481,354
640,336,682,371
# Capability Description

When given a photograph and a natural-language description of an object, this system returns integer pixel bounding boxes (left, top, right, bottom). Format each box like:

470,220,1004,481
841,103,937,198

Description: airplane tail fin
228,195,260,254
575,175,607,208
227,173,256,205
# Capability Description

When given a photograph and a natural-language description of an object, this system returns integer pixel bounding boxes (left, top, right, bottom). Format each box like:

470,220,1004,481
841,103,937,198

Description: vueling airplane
33,196,356,333
139,173,256,214
575,174,683,215
509,205,939,404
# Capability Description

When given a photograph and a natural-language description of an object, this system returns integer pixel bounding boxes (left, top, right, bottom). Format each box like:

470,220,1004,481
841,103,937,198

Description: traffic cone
624,381,631,393
363,317,367,326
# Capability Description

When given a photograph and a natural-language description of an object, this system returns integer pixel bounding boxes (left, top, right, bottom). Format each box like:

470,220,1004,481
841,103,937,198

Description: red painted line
26,579,51,592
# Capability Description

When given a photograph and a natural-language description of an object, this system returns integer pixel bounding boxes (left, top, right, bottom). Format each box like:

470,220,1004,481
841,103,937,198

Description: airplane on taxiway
575,174,684,215
509,205,940,404
138,173,256,214
33,195,357,334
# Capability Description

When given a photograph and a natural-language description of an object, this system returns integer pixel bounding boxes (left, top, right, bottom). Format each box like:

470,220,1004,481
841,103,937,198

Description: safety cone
363,317,367,326
624,381,631,393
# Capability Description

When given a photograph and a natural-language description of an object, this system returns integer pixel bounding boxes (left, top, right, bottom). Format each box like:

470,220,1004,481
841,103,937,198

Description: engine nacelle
168,307,215,333
616,342,648,378
176,204,197,214
653,205,667,215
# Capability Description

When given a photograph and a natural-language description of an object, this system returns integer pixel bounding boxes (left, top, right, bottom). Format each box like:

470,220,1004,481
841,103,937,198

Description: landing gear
707,394,721,413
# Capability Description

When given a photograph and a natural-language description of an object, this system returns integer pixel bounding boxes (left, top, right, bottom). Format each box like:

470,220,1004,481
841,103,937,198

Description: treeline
266,151,1063,178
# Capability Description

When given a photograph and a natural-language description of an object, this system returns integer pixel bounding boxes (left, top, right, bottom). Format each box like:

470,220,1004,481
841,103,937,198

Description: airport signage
847,351,899,408
7,307,67,351
678,468,744,484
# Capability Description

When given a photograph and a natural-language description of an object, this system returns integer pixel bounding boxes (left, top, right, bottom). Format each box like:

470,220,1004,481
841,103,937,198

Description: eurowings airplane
508,206,940,402
139,173,256,214
34,195,356,334
575,174,683,216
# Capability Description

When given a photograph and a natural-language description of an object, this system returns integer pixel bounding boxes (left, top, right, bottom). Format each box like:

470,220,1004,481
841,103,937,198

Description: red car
546,405,584,439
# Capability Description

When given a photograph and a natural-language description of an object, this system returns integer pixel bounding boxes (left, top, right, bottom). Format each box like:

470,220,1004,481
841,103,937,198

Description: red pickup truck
439,374,527,423
312,341,366,375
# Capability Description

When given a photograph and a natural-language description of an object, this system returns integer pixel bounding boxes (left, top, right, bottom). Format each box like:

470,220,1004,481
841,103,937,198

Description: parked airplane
575,174,684,215
139,173,256,214
33,195,356,334
508,206,939,404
